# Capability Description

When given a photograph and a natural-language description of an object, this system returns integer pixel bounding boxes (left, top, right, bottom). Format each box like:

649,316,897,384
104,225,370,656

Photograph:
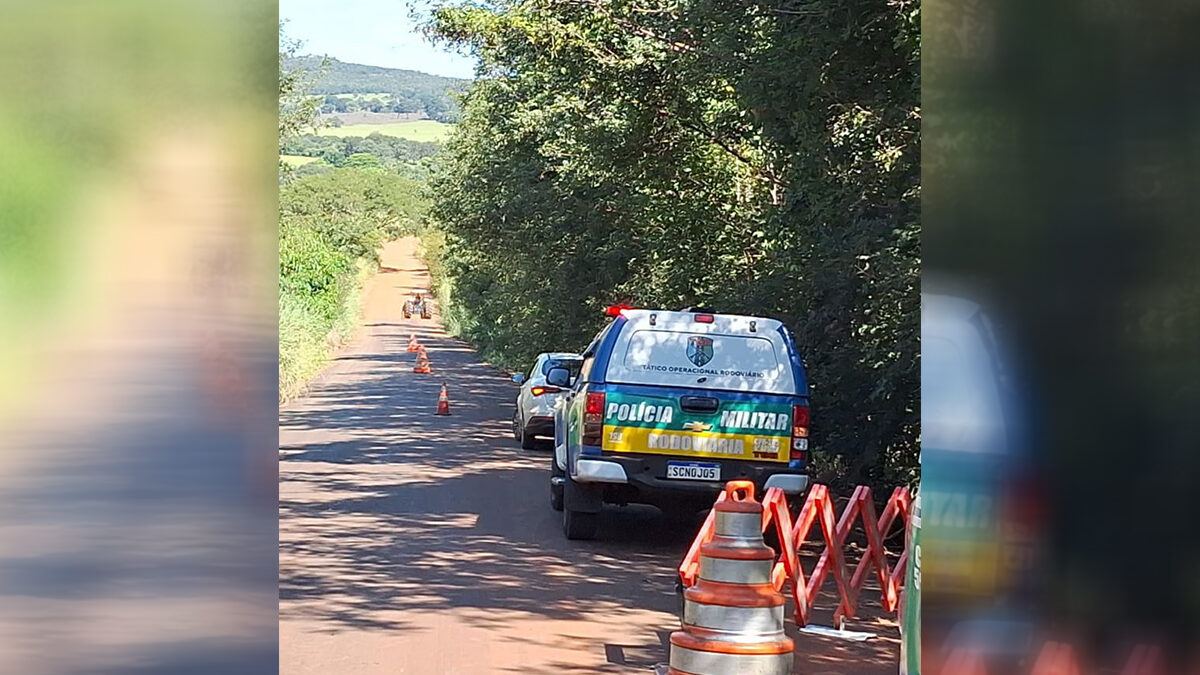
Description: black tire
511,409,523,442
550,453,565,511
563,507,598,540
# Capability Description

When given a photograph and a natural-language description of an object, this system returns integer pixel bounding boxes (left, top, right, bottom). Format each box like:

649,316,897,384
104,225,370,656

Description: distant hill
285,56,470,123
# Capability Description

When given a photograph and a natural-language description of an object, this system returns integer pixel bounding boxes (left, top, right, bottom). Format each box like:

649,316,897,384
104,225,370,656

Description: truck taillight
583,391,605,446
585,391,606,416
791,404,810,461
530,386,561,396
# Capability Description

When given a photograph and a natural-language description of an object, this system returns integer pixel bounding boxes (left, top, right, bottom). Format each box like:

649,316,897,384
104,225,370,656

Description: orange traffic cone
413,346,432,374
669,481,793,675
436,383,450,415
407,334,420,353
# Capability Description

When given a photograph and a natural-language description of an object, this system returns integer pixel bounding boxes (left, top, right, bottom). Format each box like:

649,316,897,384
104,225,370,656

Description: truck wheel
563,473,602,540
550,454,564,511
563,507,598,540
550,483,564,511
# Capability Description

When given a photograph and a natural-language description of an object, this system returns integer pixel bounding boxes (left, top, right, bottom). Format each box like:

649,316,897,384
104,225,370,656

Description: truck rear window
610,329,790,393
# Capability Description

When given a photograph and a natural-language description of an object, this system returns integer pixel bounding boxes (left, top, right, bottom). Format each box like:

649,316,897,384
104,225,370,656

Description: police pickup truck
550,306,811,540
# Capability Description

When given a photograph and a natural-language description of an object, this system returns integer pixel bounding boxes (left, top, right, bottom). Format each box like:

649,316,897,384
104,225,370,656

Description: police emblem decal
686,336,714,367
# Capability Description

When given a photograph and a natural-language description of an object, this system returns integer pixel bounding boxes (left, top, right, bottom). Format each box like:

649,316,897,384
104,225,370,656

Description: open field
316,119,453,143
281,155,319,167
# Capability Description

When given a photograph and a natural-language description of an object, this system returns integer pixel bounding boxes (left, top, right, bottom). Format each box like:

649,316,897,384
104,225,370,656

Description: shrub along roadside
279,258,369,401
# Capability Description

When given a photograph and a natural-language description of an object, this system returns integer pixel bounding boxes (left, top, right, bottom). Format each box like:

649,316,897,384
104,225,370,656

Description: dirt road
279,237,899,674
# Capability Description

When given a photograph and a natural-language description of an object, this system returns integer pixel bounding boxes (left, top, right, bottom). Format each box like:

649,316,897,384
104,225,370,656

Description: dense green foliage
284,55,468,122
426,0,920,488
317,93,431,118
281,169,428,259
282,132,441,176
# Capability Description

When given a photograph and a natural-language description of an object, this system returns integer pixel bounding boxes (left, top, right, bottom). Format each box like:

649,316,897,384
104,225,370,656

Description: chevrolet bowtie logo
682,421,713,432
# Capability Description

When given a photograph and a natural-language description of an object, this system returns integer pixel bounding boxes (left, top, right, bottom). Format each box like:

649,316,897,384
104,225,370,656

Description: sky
280,0,477,79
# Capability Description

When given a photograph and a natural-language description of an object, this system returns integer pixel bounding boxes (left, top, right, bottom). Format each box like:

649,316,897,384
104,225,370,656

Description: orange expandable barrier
679,481,912,628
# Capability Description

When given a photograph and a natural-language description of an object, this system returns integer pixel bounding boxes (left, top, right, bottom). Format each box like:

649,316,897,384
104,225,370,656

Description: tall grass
279,260,370,401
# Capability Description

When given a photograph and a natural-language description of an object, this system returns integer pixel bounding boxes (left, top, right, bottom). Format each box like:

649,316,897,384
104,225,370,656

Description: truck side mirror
511,373,526,385
545,367,571,388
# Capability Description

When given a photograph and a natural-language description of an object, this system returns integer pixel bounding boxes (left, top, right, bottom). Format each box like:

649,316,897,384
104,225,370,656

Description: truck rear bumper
574,459,629,483
585,453,808,504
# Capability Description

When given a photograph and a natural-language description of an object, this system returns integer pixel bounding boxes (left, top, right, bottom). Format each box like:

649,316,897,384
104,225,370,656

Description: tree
278,26,323,148
344,152,383,170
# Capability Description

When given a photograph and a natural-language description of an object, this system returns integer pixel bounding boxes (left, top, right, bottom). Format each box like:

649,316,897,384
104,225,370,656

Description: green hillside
284,55,469,122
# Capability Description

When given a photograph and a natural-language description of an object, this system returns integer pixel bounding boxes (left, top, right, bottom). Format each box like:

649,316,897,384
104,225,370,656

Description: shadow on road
279,324,691,646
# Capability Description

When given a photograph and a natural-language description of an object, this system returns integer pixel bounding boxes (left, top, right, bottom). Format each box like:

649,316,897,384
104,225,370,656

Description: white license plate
666,462,721,481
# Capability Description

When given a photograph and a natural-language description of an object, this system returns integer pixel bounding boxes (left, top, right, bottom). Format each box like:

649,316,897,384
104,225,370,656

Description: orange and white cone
407,334,420,353
413,347,432,374
669,481,793,675
436,383,451,415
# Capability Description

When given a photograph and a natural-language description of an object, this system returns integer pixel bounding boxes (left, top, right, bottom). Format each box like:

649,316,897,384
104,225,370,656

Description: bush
279,224,353,319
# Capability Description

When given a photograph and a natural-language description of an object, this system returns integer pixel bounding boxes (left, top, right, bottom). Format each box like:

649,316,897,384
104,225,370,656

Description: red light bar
695,313,715,323
604,304,635,316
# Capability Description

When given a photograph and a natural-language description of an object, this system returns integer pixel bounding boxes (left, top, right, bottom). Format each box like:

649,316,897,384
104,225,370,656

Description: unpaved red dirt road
279,237,899,674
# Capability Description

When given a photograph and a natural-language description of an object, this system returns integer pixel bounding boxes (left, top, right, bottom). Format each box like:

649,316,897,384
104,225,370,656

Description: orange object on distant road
407,334,421,352
436,383,451,415
413,346,432,374
668,481,793,675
